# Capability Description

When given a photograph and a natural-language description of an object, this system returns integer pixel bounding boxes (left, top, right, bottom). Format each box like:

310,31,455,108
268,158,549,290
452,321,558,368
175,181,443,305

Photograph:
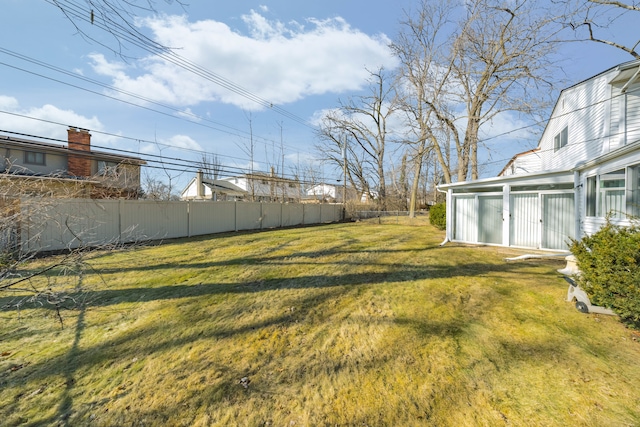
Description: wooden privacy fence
11,198,344,253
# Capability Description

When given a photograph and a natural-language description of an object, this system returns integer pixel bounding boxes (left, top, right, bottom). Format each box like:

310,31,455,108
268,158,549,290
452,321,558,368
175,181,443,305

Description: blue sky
0,0,636,191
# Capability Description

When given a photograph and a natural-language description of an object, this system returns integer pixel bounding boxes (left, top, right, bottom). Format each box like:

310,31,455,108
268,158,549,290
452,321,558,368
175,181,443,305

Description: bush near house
570,221,640,328
429,202,446,230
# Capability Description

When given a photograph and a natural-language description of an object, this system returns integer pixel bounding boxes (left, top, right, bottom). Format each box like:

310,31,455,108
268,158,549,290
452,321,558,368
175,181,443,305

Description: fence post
118,199,124,244
187,201,191,238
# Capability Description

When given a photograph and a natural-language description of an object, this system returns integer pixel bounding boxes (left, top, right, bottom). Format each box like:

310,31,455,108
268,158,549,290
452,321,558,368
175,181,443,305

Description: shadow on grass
0,259,538,312
87,241,446,274
14,286,352,425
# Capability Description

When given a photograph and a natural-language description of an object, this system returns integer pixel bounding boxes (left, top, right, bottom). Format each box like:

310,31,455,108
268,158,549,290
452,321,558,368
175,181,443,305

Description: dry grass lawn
1,217,640,426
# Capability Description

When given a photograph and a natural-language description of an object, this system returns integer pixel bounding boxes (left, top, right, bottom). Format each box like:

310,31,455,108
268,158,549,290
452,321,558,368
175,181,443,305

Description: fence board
12,199,342,253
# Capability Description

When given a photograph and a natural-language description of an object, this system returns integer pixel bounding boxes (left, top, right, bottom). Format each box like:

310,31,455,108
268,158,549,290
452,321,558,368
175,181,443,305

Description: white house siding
540,75,610,171
501,151,542,176
609,83,640,148
625,84,640,145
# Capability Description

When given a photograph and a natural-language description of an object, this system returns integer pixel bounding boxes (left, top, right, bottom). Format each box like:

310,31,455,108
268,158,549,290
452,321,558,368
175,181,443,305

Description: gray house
439,60,640,251
1,127,145,198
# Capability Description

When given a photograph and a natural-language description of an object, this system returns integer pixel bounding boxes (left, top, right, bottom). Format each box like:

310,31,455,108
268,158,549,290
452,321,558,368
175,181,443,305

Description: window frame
98,160,119,176
585,165,640,218
24,150,46,166
554,126,568,152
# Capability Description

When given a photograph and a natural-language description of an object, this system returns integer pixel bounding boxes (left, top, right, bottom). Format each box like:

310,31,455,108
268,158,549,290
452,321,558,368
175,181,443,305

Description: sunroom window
629,165,640,217
586,165,640,219
598,169,625,218
586,176,596,217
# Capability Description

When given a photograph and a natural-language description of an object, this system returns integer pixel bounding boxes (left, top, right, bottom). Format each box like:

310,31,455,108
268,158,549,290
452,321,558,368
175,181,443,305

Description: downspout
574,170,581,241
437,186,449,246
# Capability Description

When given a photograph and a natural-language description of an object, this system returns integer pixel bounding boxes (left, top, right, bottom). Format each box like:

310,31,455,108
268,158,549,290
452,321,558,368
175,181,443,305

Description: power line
0,126,341,185
0,46,311,154
43,0,315,128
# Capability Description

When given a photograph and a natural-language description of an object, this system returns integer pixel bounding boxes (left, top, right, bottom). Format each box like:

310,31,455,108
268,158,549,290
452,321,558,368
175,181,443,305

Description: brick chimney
67,127,92,177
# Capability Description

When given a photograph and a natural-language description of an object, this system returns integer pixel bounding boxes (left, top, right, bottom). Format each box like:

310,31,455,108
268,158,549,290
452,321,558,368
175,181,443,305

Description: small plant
570,220,640,328
429,202,446,230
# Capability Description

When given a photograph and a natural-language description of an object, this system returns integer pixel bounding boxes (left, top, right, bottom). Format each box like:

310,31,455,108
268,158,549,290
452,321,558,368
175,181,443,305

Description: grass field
1,218,640,426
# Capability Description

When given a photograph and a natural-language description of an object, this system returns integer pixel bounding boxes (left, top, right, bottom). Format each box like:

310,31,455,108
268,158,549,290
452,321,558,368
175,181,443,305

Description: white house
180,171,247,201
439,59,640,251
181,171,302,202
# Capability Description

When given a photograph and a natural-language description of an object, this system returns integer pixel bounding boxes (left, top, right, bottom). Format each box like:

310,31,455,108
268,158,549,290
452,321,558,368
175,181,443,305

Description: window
24,151,45,165
586,176,596,217
554,126,568,152
586,165,640,219
598,169,625,218
98,160,119,176
630,165,640,217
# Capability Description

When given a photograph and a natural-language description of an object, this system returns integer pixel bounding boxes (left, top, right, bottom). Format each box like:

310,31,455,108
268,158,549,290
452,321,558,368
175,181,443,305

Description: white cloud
164,134,202,151
90,11,397,110
0,96,107,144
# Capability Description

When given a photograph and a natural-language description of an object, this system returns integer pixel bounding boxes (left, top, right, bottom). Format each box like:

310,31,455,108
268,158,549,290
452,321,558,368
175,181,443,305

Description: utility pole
343,136,347,218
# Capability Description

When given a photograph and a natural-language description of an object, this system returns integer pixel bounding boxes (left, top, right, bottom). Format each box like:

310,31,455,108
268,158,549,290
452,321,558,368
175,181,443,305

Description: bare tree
563,0,640,58
394,0,561,183
0,171,135,327
317,68,398,209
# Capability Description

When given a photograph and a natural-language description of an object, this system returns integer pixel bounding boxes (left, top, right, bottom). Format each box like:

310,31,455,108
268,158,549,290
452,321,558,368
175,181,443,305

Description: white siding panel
611,85,623,148
626,86,640,144
478,196,503,244
510,194,540,248
454,196,476,243
541,74,610,171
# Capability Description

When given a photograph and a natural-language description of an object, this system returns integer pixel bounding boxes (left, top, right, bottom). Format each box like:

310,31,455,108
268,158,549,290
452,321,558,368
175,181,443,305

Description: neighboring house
1,127,145,198
181,171,301,202
304,183,360,203
180,170,247,201
439,59,640,251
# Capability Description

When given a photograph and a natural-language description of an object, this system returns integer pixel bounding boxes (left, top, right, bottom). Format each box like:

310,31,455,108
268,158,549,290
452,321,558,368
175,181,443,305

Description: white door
510,193,540,248
478,196,503,244
454,196,477,243
542,193,575,250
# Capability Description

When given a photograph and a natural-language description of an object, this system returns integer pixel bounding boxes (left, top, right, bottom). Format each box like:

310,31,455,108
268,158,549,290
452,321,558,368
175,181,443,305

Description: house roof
440,138,640,192
202,178,247,196
180,176,248,198
498,148,540,176
0,134,146,165
438,168,573,191
221,172,300,185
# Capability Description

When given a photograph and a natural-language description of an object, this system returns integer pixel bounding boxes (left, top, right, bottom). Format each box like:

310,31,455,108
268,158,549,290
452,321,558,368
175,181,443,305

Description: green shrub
429,202,446,230
570,221,640,328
